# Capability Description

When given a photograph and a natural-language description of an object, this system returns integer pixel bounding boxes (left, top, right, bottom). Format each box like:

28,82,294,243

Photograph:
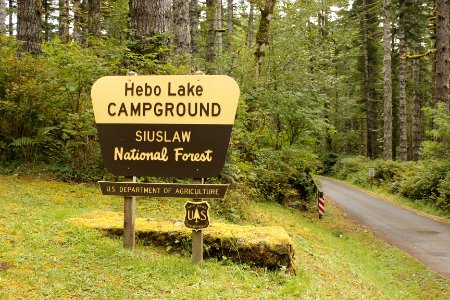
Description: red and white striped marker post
318,191,325,219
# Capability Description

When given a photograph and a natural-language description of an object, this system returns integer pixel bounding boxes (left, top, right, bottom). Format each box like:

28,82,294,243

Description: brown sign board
184,201,210,229
91,75,240,177
98,181,228,199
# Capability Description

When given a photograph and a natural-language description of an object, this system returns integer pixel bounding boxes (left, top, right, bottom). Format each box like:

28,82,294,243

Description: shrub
249,147,316,204
321,153,339,175
437,171,450,211
331,155,450,212
399,160,450,210
331,156,371,188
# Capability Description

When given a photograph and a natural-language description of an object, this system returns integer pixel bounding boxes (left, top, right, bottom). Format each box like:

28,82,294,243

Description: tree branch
401,49,436,60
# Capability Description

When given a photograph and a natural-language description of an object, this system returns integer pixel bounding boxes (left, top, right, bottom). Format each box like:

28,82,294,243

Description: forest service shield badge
184,201,210,230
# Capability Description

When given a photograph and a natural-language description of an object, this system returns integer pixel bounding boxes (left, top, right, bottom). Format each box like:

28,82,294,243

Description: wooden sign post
190,178,206,264
124,72,137,250
123,176,136,249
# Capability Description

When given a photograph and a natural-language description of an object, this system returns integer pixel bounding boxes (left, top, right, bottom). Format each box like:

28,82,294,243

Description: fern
10,137,40,147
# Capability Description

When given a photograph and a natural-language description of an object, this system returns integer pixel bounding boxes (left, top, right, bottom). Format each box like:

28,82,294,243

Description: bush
0,37,185,182
321,153,339,175
399,160,450,210
437,171,450,211
331,156,450,212
372,160,417,194
331,156,371,188
249,147,316,204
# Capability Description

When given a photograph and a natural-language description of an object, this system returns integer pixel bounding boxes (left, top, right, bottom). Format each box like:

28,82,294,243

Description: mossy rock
70,211,296,273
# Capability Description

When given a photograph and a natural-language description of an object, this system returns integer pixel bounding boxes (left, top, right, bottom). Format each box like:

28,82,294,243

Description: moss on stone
70,210,296,273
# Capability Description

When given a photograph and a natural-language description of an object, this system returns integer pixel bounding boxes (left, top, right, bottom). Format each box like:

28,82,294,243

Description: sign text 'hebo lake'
91,75,240,177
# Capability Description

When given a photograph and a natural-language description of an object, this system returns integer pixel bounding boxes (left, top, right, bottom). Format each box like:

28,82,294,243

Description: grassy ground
0,175,449,299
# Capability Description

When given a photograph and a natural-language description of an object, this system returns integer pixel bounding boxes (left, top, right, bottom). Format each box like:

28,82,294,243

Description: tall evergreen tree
226,0,233,50
247,0,255,49
435,0,449,108
411,0,425,161
0,0,7,34
216,0,223,55
58,0,70,43
8,0,13,36
189,0,199,54
129,0,171,55
129,0,171,37
73,0,83,43
255,0,276,75
173,0,191,54
358,0,381,158
383,0,393,160
17,0,42,53
205,0,218,64
411,41,422,160
87,0,102,38
398,0,408,161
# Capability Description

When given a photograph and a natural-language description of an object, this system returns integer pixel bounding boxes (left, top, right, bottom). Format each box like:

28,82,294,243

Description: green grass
0,175,449,299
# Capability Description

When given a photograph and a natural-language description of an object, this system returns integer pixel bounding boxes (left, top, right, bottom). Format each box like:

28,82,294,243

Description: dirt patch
0,261,12,271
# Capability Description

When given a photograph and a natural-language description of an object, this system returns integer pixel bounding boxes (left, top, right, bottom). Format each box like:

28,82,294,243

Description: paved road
319,177,450,279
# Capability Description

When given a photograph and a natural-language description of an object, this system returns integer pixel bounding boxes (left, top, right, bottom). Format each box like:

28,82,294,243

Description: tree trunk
173,0,191,54
189,0,199,54
129,0,171,37
42,0,50,42
128,0,171,57
205,0,217,64
227,0,233,49
58,0,70,43
73,0,83,43
255,0,276,75
248,0,255,49
412,41,422,161
435,0,449,108
0,0,6,34
87,0,102,38
216,0,223,56
17,0,42,53
398,0,408,161
361,0,375,158
8,0,13,36
382,0,393,160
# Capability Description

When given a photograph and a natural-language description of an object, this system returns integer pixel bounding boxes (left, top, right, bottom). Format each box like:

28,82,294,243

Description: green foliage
0,37,58,162
210,186,253,223
0,35,185,181
399,161,450,211
332,156,372,187
321,153,339,175
249,147,316,204
0,0,340,217
332,156,450,212
53,110,105,182
420,103,450,160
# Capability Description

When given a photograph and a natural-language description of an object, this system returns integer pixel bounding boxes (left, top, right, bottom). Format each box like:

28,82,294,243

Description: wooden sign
91,75,240,177
98,181,228,198
369,167,375,177
184,201,210,230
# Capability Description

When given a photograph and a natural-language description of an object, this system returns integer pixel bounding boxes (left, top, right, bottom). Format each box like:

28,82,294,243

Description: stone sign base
71,211,296,274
